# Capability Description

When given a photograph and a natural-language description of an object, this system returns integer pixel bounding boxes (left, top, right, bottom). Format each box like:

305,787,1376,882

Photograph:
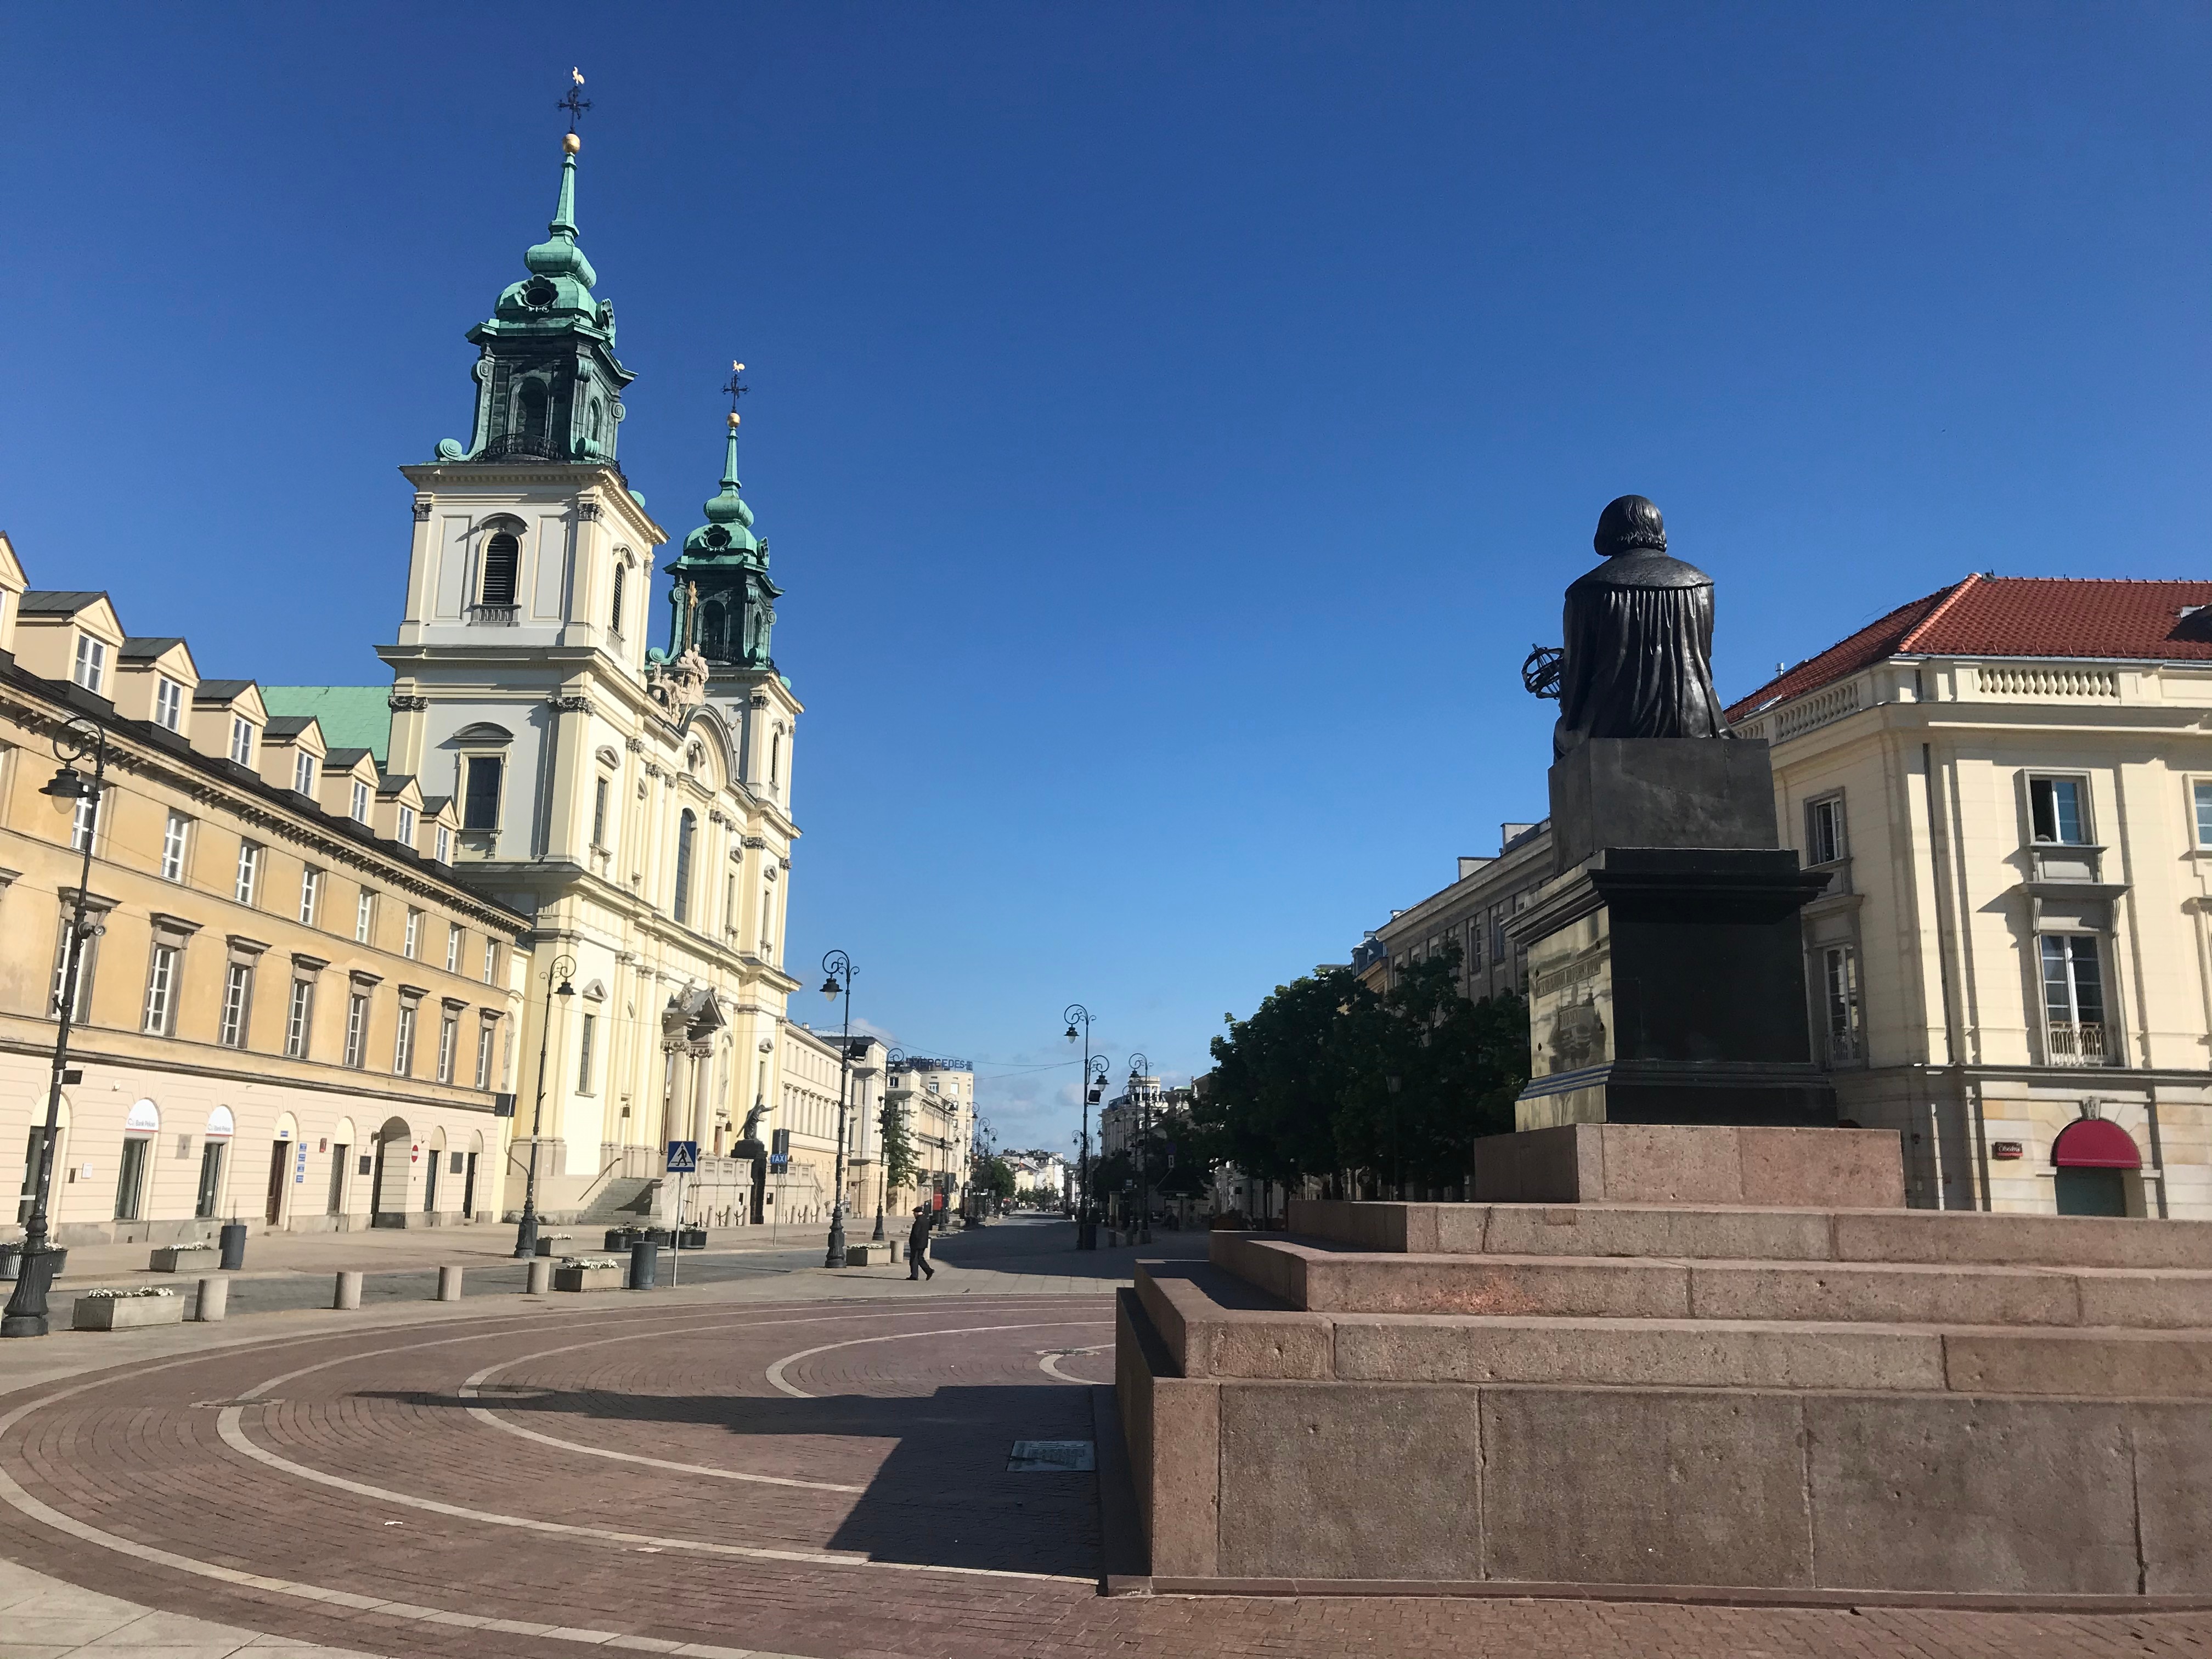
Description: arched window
610,563,626,636
770,732,782,787
700,600,725,659
673,810,696,924
480,533,520,608
515,381,549,448
586,399,603,444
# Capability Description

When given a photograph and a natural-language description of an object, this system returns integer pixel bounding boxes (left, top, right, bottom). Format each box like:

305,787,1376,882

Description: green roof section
261,686,392,766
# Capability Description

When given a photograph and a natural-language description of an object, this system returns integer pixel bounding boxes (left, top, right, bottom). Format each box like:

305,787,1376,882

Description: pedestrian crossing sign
665,1140,699,1173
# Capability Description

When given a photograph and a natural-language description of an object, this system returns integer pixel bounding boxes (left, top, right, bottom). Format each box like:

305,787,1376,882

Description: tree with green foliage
877,1099,919,1197
976,1155,1018,1201
1197,946,1530,1195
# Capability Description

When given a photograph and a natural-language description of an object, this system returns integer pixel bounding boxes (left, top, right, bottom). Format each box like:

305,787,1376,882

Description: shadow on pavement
922,1215,1209,1278
366,1380,1101,1577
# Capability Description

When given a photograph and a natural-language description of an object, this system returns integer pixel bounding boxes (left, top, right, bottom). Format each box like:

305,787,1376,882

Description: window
69,787,99,853
285,979,315,1058
194,1138,227,1219
154,677,183,731
344,991,369,1068
2194,781,2212,849
161,812,190,882
218,962,252,1048
50,911,98,1024
2030,776,2089,844
293,752,317,796
298,867,322,926
437,1010,459,1084
591,775,611,848
480,533,520,608
397,804,416,847
770,733,781,787
673,810,696,923
393,1001,418,1075
114,1134,149,1221
1821,944,1862,1065
444,923,461,972
482,939,499,985
577,1012,596,1093
475,1021,496,1090
1807,795,1847,865
141,944,180,1035
72,634,107,694
435,824,451,864
404,907,421,959
610,565,626,636
234,841,262,905
462,755,503,830
229,717,257,765
354,889,376,944
2040,935,2109,1064
351,779,370,821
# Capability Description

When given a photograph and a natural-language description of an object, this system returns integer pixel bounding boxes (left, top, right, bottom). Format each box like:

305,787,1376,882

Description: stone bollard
193,1276,229,1323
437,1265,464,1302
334,1269,363,1310
526,1257,551,1295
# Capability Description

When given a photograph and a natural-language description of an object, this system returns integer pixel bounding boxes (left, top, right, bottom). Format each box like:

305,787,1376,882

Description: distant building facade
1728,574,2212,1218
1355,822,1551,1001
884,1056,974,1219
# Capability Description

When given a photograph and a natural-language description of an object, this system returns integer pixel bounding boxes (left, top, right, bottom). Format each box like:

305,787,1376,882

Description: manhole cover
1008,1439,1094,1472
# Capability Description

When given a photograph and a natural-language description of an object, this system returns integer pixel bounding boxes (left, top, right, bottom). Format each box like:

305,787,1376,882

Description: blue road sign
665,1140,699,1173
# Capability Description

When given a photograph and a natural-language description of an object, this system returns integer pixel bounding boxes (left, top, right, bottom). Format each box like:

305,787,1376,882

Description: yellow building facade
0,535,527,1245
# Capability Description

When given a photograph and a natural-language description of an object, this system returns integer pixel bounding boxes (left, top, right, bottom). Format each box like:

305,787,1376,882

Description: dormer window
72,634,107,694
294,752,317,796
398,804,416,847
435,824,452,864
154,677,183,731
351,779,370,822
229,717,257,766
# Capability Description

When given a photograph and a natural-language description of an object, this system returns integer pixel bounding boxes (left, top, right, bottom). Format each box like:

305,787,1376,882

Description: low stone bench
148,1243,218,1272
73,1291,185,1330
555,1267,623,1292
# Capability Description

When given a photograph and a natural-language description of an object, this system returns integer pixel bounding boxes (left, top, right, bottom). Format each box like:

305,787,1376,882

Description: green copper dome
666,415,781,669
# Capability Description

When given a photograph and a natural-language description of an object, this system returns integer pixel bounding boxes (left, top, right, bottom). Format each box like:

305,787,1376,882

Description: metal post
514,953,577,1259
1130,1054,1154,1246
4,722,109,1340
821,951,854,1268
1065,1004,1107,1250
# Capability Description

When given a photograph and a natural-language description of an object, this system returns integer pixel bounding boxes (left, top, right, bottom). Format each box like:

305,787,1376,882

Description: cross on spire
723,360,749,415
558,68,591,134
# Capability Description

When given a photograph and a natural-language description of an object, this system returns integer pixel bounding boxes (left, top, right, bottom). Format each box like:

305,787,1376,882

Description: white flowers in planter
559,1256,622,1270
83,1286,178,1300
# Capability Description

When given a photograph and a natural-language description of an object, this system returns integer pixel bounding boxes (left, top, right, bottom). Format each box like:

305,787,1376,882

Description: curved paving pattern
2,1283,2209,1659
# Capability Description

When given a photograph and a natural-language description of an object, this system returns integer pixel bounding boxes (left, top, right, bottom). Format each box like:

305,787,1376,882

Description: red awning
2051,1118,2140,1170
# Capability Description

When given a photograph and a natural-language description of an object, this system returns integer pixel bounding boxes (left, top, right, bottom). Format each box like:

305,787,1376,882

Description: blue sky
4,4,2207,1156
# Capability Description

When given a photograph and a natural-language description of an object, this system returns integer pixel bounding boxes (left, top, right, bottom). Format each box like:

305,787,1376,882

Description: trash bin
218,1221,247,1271
627,1238,659,1290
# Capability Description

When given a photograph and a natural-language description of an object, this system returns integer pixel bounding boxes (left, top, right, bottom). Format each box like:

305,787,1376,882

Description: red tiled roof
1725,575,2212,721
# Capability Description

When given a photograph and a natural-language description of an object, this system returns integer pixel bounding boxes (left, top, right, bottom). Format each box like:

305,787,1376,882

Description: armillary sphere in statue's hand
1521,644,1564,701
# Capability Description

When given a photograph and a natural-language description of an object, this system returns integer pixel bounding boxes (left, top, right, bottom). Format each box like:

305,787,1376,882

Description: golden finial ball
727,413,741,430
563,132,582,155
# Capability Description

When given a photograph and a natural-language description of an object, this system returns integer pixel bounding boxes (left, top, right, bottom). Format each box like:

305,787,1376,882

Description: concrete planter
552,1265,625,1293
72,1295,185,1331
843,1243,887,1267
149,1245,218,1273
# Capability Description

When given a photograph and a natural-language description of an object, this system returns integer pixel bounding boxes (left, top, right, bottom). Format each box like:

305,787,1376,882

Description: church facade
279,132,816,1227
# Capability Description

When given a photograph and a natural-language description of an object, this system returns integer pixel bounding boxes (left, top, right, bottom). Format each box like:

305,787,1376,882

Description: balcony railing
467,603,520,627
2046,1020,2111,1067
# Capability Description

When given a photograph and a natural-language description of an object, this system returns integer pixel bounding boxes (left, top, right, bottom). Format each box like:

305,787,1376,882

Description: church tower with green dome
347,108,810,1239
663,411,783,673
435,129,635,469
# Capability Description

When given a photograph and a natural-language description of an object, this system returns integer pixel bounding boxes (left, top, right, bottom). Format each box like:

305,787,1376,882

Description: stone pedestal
1513,740,1835,1131
1470,1123,1904,1207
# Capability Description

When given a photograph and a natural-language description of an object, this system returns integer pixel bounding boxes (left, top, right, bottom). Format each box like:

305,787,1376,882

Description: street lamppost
1128,1054,1154,1245
513,952,577,1258
1064,1005,1110,1250
875,1046,907,1243
3,720,111,1339
819,950,855,1268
